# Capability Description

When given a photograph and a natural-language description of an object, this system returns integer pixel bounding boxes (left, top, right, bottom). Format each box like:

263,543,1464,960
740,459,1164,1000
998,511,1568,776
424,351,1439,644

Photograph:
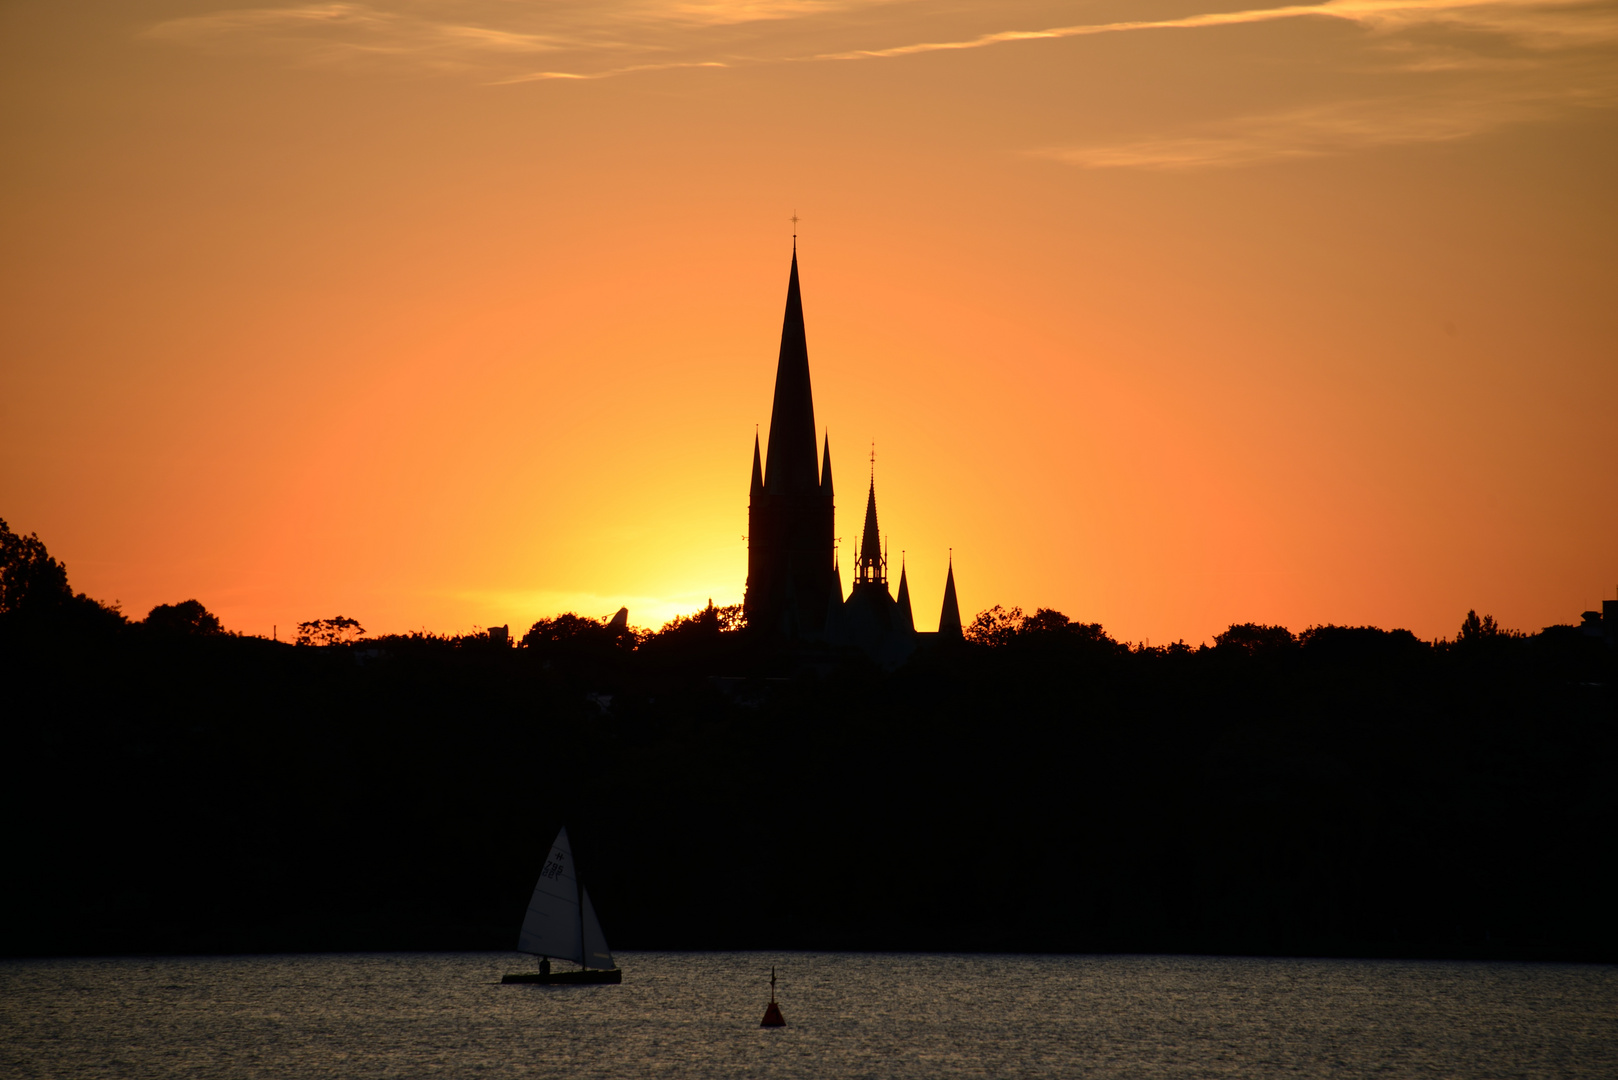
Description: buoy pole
761,965,786,1027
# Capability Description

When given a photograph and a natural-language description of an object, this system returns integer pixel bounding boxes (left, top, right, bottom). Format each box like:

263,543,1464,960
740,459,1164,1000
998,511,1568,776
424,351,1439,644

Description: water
3,953,1615,1079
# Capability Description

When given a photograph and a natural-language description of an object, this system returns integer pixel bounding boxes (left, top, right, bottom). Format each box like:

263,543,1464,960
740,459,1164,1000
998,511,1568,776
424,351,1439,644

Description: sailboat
501,827,622,985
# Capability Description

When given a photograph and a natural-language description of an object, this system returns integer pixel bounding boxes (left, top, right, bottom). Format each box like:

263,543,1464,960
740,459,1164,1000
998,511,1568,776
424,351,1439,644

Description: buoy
760,966,786,1027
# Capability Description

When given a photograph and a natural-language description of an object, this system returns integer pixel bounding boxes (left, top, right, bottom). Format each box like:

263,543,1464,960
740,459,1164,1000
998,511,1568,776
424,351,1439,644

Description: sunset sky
3,0,1615,643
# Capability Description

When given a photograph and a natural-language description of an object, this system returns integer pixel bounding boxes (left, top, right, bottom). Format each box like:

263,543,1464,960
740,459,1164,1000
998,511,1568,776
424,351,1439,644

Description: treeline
2,518,1615,961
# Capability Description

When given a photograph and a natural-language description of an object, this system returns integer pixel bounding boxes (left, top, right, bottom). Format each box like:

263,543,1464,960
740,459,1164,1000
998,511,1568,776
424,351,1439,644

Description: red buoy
760,966,786,1027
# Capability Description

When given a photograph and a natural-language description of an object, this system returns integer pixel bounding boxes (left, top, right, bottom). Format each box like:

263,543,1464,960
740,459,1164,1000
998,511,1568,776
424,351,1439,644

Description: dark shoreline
5,613,1614,965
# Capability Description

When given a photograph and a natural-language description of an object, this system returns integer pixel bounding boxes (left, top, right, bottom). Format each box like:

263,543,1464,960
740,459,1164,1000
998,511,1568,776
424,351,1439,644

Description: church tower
744,246,836,636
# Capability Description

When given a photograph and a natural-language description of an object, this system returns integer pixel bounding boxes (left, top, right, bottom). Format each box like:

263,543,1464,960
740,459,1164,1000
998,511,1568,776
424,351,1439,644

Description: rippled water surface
3,952,1615,1078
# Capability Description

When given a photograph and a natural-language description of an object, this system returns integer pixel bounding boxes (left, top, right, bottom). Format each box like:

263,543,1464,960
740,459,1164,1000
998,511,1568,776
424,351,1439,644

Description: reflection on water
3,952,1615,1079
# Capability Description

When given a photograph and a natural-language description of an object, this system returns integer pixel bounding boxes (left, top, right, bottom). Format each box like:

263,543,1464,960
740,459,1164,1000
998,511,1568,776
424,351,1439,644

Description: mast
576,847,586,970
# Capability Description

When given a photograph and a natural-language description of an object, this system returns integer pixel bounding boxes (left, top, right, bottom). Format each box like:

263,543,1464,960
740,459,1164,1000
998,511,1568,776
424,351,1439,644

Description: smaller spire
857,474,883,584
938,552,962,638
820,432,833,496
895,554,914,633
750,430,764,497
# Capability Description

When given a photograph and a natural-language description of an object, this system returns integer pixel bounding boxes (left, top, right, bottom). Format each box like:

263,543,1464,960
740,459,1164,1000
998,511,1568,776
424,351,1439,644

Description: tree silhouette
296,616,365,647
965,604,1024,647
1457,608,1524,642
522,612,633,650
1018,607,1116,648
1214,622,1296,656
0,518,71,616
963,605,1118,653
654,600,745,639
145,600,223,636
1299,624,1424,662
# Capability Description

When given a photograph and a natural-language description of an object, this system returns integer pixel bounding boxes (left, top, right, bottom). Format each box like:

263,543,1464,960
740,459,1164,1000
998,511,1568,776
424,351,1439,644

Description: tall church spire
744,245,837,639
763,249,819,495
938,553,962,638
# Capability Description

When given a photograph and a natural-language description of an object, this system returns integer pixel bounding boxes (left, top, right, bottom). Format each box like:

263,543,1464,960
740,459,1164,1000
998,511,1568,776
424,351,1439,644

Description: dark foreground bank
3,594,1614,963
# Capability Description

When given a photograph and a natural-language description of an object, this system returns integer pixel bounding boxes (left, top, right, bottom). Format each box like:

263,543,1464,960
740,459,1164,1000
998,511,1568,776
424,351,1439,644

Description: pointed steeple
750,431,764,497
860,479,881,563
938,554,962,638
895,555,914,633
820,432,834,496
763,248,819,495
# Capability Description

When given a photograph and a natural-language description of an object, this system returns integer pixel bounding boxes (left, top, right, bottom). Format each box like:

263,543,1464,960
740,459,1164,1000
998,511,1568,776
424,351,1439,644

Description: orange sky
3,0,1615,643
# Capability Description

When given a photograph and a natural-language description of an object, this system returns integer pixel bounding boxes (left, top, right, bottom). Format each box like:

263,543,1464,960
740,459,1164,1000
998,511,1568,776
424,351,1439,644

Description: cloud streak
814,0,1618,61
1038,95,1519,168
495,60,729,83
144,3,612,67
662,0,886,26
143,0,896,66
144,1,1618,162
147,0,1618,78
1036,52,1618,168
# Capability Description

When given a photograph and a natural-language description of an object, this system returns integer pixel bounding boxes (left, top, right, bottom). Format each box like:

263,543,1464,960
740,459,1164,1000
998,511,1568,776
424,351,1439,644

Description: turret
938,554,962,638
895,556,914,633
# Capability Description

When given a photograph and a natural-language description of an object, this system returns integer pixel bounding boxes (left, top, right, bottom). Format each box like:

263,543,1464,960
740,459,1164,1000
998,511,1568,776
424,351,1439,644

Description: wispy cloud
496,60,729,83
814,0,1618,61
145,0,1618,160
1039,95,1512,168
142,0,893,71
144,3,607,69
1037,54,1618,168
146,0,1618,76
662,0,880,26
999,0,1618,168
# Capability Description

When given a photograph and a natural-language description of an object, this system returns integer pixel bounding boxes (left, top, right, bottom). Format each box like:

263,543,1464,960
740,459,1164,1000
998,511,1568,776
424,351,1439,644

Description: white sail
580,887,614,970
517,828,582,964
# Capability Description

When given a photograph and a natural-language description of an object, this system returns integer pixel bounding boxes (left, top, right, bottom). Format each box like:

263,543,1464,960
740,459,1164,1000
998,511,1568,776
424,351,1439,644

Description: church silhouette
744,244,962,664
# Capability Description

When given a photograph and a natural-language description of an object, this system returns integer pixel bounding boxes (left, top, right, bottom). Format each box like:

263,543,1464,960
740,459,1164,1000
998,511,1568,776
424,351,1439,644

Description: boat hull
502,968,622,985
